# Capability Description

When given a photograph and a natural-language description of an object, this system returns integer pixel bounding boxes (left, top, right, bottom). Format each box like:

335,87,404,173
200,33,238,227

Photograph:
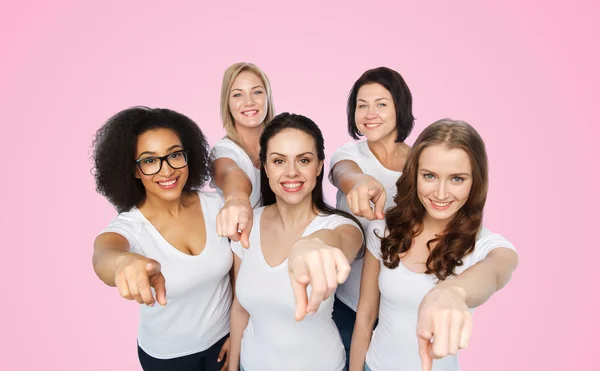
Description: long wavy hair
260,112,366,257
380,119,489,280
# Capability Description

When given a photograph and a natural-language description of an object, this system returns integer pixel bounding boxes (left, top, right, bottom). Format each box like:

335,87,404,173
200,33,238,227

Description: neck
422,213,450,235
139,192,186,218
234,123,263,155
367,134,410,163
271,195,318,231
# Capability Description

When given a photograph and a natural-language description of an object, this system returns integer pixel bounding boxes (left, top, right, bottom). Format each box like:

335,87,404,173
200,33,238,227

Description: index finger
418,336,433,371
373,188,387,220
289,261,310,321
358,188,376,220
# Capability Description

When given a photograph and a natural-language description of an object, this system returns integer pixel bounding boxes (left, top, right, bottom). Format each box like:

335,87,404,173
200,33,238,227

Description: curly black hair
92,106,211,213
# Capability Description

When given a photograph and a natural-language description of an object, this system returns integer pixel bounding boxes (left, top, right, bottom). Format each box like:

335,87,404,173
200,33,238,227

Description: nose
158,158,175,177
434,181,449,200
286,161,298,177
243,93,256,106
366,105,378,119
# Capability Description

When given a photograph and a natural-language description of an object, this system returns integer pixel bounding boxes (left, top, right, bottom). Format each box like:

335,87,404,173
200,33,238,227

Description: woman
92,107,232,371
228,113,364,371
350,119,519,371
210,62,275,248
329,66,416,361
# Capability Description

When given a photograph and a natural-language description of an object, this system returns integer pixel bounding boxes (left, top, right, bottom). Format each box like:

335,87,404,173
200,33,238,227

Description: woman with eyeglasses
92,107,232,371
210,62,275,249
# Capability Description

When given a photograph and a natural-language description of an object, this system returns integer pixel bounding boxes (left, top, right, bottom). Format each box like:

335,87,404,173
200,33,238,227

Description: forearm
218,168,253,202
92,247,131,287
435,251,518,308
349,311,377,371
228,300,249,370
332,162,367,195
304,229,359,263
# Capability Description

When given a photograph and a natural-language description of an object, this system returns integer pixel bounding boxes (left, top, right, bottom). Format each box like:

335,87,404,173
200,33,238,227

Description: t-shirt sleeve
365,220,386,261
329,142,362,170
209,139,253,191
319,214,363,240
101,216,138,252
473,227,517,263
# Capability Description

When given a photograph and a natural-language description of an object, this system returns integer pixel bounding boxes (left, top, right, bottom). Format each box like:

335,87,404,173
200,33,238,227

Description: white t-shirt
101,191,233,359
329,140,402,311
364,219,517,371
210,138,262,208
231,207,363,371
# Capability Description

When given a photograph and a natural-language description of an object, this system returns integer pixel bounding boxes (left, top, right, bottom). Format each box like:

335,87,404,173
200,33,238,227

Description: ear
316,160,324,177
263,164,269,179
134,166,142,179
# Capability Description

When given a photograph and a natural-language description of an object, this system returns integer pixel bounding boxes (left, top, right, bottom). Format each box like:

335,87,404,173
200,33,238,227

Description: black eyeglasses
134,150,189,175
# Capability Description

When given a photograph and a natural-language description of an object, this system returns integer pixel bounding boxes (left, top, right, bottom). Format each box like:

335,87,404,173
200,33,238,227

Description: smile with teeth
430,199,452,209
157,177,178,188
282,182,303,189
242,110,258,117
364,123,382,128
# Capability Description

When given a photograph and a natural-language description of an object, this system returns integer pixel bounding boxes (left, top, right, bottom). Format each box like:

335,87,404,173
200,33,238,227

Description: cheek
457,183,473,201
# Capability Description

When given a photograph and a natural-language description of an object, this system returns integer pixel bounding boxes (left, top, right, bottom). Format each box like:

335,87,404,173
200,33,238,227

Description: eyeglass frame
134,150,189,176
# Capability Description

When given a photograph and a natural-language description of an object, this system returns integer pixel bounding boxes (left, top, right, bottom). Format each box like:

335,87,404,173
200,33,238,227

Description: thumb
145,260,162,276
239,214,252,249
289,261,310,321
373,188,387,220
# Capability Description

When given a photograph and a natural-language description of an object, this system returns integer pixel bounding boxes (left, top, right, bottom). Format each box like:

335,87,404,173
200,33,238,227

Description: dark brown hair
380,119,488,280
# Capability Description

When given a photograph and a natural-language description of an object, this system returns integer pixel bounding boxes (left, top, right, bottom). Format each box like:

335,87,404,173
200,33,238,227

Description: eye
423,173,435,180
299,158,311,164
452,176,464,182
232,93,241,98
141,157,156,165
273,159,284,165
357,104,367,109
377,103,387,107
169,151,183,159
253,90,263,95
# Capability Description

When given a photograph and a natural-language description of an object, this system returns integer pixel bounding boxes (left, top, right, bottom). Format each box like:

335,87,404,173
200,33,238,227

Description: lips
242,109,258,117
430,199,453,210
157,176,179,189
363,123,382,129
281,181,304,192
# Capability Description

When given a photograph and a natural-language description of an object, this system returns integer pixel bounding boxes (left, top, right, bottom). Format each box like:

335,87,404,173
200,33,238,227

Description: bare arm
288,223,363,320
349,249,380,371
93,232,166,306
228,254,249,371
331,160,386,220
417,248,519,370
213,158,254,248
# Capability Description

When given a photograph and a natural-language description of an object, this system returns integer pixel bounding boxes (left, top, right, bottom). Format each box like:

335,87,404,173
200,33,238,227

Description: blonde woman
210,62,275,247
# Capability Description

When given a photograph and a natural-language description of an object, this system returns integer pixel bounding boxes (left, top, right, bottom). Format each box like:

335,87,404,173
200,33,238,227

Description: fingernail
308,310,315,315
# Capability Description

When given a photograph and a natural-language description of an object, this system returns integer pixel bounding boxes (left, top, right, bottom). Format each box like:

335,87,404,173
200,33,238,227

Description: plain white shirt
210,138,262,208
329,140,402,311
364,219,517,371
102,191,233,359
232,207,363,371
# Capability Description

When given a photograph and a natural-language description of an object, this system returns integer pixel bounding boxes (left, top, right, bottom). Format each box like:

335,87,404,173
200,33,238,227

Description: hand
288,238,350,321
218,337,230,371
216,195,253,248
114,253,167,306
346,175,386,221
416,287,472,371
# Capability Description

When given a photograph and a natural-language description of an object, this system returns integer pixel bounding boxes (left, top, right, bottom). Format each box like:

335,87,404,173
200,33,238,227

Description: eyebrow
420,168,471,177
137,145,183,159
269,151,315,157
231,85,265,93
357,97,390,102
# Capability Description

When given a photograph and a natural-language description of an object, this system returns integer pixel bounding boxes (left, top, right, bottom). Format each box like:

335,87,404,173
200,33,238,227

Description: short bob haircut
346,66,415,142
220,62,275,147
92,106,211,213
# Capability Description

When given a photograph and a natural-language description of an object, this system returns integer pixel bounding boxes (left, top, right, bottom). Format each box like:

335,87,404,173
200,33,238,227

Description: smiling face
228,71,268,129
135,128,188,203
354,83,397,143
263,128,323,206
417,144,473,224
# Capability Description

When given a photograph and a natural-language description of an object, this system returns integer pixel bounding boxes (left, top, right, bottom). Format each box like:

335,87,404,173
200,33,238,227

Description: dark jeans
138,334,228,371
333,296,378,371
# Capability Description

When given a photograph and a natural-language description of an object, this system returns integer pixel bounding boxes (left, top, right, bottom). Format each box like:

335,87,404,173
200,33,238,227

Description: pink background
1,0,597,369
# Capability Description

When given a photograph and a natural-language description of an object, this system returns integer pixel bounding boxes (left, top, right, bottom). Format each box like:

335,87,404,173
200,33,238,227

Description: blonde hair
220,62,275,147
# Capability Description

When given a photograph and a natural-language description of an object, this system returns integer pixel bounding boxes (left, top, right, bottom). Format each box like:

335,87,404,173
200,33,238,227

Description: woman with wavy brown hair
349,119,519,371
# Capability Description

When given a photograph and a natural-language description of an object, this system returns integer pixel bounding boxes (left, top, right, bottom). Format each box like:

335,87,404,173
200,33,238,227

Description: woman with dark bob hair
329,66,415,361
228,113,364,371
92,106,232,371
350,120,519,371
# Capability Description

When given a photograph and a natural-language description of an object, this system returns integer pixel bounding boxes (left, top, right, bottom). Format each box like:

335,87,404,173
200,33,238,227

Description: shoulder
314,212,361,233
330,141,363,165
471,226,517,262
